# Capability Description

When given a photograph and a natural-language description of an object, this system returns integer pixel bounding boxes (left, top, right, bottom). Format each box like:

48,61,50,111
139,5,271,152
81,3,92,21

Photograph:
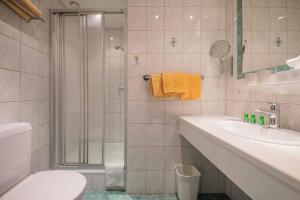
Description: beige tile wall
0,0,63,173
127,0,226,194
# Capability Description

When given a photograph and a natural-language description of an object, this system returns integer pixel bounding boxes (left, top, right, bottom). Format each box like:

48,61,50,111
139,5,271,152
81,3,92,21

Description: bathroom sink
214,120,300,146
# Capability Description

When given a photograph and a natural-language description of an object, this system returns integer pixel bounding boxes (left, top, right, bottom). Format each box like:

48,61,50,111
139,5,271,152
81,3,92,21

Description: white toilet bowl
1,170,86,200
0,123,86,200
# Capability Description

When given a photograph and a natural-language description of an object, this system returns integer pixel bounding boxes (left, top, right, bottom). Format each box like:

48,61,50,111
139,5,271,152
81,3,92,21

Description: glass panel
51,11,125,168
86,14,104,164
103,14,125,167
62,15,82,163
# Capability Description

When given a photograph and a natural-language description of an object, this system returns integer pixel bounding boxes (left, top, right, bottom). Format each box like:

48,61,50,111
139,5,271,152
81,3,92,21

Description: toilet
0,122,86,200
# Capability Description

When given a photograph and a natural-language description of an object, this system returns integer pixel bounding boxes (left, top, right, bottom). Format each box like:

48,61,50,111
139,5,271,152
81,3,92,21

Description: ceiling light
189,15,194,19
110,37,114,41
155,15,159,19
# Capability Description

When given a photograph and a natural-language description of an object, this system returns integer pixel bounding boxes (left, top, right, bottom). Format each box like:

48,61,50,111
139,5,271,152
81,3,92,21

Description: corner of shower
49,8,127,185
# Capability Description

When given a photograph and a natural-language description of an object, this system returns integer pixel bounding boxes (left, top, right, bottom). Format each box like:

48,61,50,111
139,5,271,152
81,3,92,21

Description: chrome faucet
254,102,280,129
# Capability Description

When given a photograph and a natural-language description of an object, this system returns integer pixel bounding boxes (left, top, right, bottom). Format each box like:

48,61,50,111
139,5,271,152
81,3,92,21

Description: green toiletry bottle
251,114,256,124
244,113,249,122
259,115,265,126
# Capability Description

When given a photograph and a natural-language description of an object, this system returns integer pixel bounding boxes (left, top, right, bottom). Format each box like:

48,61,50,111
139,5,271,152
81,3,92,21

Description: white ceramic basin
214,120,300,146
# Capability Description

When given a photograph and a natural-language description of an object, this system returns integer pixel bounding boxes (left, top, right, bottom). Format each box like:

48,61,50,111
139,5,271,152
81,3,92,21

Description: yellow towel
151,73,201,100
151,74,164,97
180,74,201,100
162,73,189,96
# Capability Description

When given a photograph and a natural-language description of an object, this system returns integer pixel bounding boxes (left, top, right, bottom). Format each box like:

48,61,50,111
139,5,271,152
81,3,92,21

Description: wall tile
0,102,20,125
147,0,165,6
0,34,20,71
165,124,182,146
128,124,147,146
127,147,146,170
183,7,201,30
146,147,165,169
146,53,165,74
147,31,165,53
128,0,147,6
128,7,147,30
21,44,39,75
127,171,146,193
128,101,165,123
165,0,182,6
146,124,165,146
128,31,147,53
182,54,201,73
183,0,201,6
200,7,220,30
164,170,176,193
165,7,183,30
0,68,20,102
165,100,182,123
182,31,201,53
147,7,165,30
146,170,165,193
164,147,182,169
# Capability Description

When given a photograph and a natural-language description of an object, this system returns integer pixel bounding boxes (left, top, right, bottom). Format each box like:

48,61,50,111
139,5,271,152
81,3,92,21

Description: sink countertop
179,115,300,192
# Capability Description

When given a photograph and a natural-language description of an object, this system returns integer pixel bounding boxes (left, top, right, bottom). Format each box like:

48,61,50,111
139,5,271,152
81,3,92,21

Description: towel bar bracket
143,75,151,81
143,74,204,81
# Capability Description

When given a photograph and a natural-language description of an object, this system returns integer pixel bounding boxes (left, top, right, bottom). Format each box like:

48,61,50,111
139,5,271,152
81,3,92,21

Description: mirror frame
236,0,293,79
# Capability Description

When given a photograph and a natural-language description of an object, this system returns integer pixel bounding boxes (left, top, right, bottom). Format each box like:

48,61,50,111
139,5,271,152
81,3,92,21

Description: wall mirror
237,0,300,79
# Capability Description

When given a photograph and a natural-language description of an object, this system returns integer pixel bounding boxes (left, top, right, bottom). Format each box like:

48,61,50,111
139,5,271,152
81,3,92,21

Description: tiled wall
105,28,126,144
241,0,300,72
127,0,226,194
0,0,63,173
225,0,300,134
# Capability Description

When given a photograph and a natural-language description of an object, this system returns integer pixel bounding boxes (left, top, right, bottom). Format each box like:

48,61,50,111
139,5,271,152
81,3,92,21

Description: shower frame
49,8,128,170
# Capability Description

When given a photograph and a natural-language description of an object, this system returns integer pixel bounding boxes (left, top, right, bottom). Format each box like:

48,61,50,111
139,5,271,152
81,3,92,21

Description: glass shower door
58,12,104,166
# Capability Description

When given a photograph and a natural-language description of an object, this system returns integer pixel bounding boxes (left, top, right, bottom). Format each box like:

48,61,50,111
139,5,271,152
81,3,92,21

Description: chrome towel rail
143,74,204,81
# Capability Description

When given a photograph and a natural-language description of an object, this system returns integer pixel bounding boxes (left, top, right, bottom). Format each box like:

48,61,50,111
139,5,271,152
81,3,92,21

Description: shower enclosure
50,9,126,168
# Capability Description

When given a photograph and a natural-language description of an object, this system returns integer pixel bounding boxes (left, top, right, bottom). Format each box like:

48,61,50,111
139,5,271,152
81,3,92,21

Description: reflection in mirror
237,0,300,79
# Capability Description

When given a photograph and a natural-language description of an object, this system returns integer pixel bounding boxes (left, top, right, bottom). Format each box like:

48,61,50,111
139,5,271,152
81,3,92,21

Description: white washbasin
214,119,300,146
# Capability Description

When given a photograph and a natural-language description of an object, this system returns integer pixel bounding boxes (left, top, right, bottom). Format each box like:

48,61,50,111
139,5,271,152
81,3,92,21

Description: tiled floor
83,191,231,200
83,191,177,200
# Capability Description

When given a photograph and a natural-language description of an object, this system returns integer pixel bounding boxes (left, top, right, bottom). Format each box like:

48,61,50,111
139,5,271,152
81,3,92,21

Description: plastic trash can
175,164,201,200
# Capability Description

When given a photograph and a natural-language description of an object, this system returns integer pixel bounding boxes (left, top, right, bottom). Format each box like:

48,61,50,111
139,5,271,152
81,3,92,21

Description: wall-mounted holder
143,74,205,81
134,55,139,65
2,0,45,23
171,37,177,47
276,37,283,47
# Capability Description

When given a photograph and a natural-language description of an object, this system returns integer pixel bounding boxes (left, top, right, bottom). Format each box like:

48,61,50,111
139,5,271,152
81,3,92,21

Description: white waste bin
175,164,201,200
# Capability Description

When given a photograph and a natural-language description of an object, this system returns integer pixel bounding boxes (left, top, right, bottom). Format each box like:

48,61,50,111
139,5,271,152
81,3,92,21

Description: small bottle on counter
259,115,265,126
244,113,249,122
251,114,256,124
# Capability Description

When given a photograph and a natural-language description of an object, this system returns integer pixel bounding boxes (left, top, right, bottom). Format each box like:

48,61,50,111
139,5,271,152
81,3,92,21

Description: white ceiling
60,0,127,9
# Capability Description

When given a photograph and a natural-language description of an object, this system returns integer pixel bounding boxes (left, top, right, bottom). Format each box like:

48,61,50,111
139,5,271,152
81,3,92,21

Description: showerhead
115,46,125,52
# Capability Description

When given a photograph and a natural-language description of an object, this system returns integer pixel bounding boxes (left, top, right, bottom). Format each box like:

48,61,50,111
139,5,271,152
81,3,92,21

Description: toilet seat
1,170,86,200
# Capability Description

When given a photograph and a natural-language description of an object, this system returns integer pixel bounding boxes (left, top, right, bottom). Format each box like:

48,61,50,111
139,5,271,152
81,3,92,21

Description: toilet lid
1,171,86,200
